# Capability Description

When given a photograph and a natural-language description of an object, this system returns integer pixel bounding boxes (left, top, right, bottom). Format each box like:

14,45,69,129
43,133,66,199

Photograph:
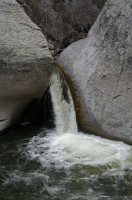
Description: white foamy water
27,130,132,172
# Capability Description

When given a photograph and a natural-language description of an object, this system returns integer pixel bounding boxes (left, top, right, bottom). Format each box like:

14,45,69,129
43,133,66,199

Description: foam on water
26,130,132,172
3,133,132,200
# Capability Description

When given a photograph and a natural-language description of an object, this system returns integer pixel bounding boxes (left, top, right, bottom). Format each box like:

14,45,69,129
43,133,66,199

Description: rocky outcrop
0,0,53,132
58,0,132,144
16,0,106,55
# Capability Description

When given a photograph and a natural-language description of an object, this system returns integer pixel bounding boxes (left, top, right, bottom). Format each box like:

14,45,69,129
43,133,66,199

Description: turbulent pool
0,72,132,200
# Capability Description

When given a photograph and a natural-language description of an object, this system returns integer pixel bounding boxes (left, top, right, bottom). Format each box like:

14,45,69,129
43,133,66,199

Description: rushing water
0,72,132,200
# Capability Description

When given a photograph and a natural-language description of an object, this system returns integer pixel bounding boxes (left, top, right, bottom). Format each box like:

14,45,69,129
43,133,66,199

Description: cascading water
0,71,132,200
50,71,78,134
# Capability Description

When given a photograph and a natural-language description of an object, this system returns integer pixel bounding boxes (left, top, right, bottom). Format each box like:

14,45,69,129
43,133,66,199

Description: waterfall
40,71,132,169
26,69,132,173
50,71,78,135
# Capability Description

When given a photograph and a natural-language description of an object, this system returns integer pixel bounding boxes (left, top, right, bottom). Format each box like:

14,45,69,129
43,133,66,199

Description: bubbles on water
26,129,132,173
1,128,132,200
22,128,132,199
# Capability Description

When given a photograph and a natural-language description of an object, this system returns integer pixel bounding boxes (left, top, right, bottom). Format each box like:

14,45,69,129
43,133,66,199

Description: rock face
16,0,106,55
0,0,53,132
58,0,132,144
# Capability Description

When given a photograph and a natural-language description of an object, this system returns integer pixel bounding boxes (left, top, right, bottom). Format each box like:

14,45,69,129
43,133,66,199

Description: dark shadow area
19,86,55,128
0,87,55,137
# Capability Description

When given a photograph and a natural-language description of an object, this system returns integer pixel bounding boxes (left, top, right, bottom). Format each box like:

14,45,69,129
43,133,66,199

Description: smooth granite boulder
58,0,132,144
0,0,53,131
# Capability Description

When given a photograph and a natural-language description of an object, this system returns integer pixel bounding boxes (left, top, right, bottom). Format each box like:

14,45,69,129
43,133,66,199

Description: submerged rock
58,0,132,144
0,0,53,132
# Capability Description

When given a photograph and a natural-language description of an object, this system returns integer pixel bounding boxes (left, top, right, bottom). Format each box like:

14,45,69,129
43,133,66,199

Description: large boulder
0,0,53,132
58,0,132,144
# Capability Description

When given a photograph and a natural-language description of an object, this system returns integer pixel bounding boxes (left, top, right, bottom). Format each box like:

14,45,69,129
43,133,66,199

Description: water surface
0,126,132,200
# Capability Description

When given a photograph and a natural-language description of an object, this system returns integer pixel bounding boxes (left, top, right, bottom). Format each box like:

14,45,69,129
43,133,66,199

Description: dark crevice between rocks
41,86,55,128
0,87,55,137
16,0,107,57
0,119,7,122
19,86,55,129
